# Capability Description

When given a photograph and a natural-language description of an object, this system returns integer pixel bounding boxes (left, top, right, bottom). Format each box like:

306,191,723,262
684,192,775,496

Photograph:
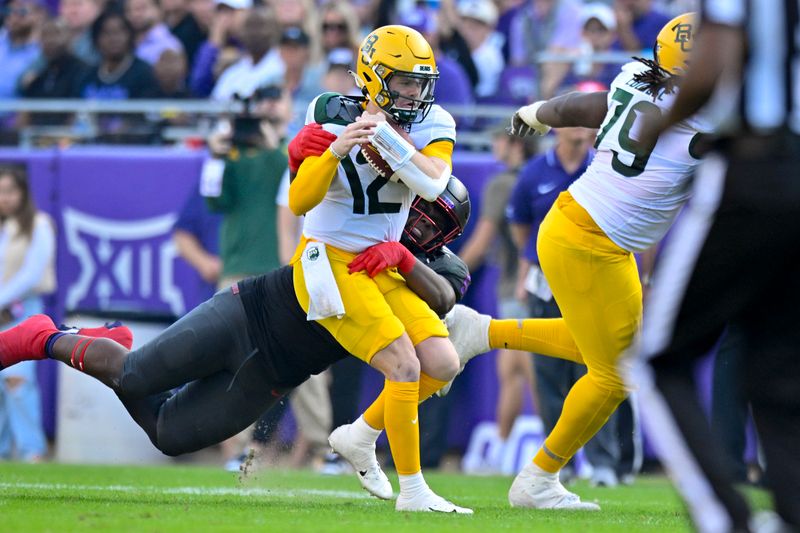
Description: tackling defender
288,25,470,512
0,180,471,493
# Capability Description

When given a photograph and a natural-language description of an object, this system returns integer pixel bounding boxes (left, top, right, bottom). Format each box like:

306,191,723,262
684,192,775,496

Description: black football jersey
238,267,350,388
417,245,471,305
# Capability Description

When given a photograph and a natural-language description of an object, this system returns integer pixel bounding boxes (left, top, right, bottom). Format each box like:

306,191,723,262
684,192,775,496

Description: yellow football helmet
356,25,439,124
654,12,697,75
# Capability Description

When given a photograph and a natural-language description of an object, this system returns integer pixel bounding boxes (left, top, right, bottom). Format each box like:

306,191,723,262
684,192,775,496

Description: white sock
398,471,429,497
352,415,382,446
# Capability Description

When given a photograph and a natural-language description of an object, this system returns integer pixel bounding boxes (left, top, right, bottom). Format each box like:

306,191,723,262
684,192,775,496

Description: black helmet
401,176,471,254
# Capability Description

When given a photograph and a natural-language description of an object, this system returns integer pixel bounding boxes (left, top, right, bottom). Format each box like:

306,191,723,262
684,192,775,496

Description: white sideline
0,482,372,500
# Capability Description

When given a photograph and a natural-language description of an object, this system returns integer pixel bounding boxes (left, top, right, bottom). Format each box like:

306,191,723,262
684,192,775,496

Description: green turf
0,463,767,532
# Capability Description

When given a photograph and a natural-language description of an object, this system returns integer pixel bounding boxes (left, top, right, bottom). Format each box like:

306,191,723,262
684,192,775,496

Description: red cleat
73,321,134,350
0,314,59,370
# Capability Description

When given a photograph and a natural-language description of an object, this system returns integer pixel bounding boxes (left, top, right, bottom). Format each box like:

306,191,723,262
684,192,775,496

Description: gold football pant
529,192,639,472
291,236,448,362
291,236,448,476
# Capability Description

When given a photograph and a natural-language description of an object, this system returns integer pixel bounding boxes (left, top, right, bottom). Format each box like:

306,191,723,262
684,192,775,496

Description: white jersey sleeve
568,62,712,253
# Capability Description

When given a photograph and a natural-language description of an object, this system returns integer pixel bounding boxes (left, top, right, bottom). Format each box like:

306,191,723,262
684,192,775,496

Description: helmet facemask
368,66,438,124
402,196,462,254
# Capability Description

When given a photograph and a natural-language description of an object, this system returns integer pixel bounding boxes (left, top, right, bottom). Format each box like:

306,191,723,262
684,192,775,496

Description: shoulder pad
313,93,367,126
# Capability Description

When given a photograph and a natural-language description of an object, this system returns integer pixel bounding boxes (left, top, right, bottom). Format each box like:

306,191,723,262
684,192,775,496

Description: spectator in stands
282,34,334,137
188,0,215,34
19,17,91,126
0,0,43,100
80,9,159,142
189,0,248,97
211,6,283,101
458,128,534,469
125,0,184,66
436,0,479,93
161,0,206,69
508,0,583,98
81,9,158,100
456,0,505,99
318,1,359,57
279,27,323,123
611,0,670,53
494,0,525,62
271,0,319,58
562,3,619,90
322,48,357,96
0,165,55,463
154,49,189,98
59,0,101,65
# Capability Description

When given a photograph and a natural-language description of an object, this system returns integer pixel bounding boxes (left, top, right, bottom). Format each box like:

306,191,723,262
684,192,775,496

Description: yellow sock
362,373,448,431
533,374,626,473
362,390,385,430
384,380,421,476
418,372,449,403
488,318,584,364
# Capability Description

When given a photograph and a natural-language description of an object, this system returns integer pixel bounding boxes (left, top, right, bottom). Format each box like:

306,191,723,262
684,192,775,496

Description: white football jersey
300,94,456,253
568,62,713,253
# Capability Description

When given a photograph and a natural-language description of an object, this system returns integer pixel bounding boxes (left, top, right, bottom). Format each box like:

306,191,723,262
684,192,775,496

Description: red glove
288,123,338,172
348,242,417,277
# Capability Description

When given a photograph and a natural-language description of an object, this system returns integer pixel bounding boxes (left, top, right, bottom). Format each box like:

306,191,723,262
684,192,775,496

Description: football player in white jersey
479,12,709,510
287,26,470,513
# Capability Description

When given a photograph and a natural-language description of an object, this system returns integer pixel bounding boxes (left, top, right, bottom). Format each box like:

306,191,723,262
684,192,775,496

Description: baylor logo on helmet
672,22,693,51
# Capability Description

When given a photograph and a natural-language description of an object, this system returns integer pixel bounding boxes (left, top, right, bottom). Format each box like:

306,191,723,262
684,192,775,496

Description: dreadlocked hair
632,57,680,100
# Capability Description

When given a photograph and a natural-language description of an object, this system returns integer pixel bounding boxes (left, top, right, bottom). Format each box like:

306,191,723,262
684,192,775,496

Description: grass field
0,463,768,532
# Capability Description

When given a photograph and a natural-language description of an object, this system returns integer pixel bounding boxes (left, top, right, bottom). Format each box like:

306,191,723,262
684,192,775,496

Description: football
360,123,414,179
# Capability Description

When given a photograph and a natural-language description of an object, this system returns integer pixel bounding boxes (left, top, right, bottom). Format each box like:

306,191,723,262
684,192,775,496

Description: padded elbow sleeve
394,162,450,201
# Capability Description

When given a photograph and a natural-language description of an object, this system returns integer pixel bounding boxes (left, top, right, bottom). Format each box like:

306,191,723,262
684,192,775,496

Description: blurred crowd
0,0,698,145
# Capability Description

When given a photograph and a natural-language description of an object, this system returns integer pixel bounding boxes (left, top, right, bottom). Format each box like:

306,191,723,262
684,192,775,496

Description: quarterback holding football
287,25,470,513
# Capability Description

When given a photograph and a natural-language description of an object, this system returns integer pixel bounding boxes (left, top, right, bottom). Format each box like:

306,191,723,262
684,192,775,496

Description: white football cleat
509,465,600,510
396,489,474,514
445,304,491,369
328,423,393,500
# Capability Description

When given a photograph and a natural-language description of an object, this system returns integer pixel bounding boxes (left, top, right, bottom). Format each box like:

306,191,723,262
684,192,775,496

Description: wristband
329,145,347,160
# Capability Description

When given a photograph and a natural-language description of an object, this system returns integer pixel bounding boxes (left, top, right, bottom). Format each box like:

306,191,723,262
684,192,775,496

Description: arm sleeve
0,219,55,307
420,139,454,169
427,247,472,303
288,150,341,215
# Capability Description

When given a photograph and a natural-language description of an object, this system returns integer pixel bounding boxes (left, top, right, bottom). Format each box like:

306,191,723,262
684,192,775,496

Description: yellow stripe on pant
532,191,639,473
